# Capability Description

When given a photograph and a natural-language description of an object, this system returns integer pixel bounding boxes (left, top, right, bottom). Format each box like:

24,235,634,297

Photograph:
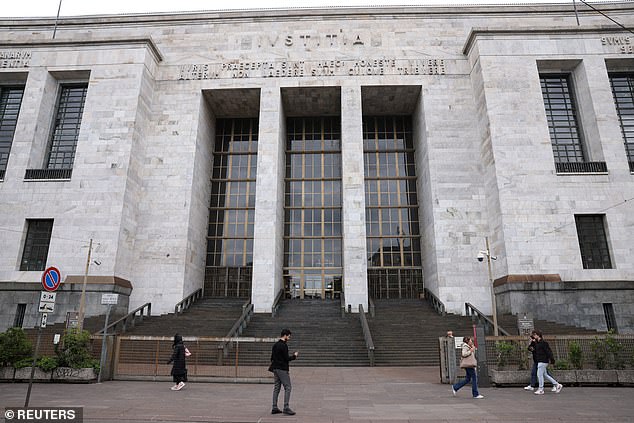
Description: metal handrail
96,302,151,335
424,288,446,316
368,297,375,318
358,304,375,366
272,288,284,317
218,302,254,364
465,302,510,336
340,292,346,317
174,288,203,314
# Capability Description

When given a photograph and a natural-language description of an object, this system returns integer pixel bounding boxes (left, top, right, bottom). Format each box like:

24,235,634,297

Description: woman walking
452,336,484,399
533,330,563,395
167,333,187,391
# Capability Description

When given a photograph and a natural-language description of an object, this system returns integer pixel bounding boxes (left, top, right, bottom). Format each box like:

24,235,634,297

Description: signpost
26,267,61,407
98,293,118,383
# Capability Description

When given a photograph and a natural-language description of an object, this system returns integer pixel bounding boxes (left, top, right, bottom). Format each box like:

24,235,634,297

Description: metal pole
52,0,63,39
573,0,580,26
485,237,499,336
25,317,43,407
98,304,111,383
78,238,93,332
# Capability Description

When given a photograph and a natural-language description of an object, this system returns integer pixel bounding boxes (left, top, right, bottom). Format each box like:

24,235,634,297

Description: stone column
341,85,368,313
251,86,285,313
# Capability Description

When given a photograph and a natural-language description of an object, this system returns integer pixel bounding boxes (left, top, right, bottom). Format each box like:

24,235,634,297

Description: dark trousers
272,369,292,410
452,367,479,397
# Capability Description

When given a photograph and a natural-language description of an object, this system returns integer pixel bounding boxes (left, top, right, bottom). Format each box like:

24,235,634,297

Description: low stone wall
0,367,97,383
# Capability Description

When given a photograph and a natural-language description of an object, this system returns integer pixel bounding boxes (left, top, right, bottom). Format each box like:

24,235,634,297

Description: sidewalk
2,367,634,422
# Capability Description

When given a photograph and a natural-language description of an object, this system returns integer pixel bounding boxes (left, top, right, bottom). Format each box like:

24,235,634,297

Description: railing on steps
272,289,284,317
358,304,375,366
368,297,375,318
218,301,254,365
174,288,203,315
96,302,151,335
465,302,510,336
340,292,346,317
423,288,446,315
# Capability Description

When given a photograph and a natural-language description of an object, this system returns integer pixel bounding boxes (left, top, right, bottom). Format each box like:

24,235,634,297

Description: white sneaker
555,384,563,393
473,395,484,399
551,386,558,392
524,385,534,391
451,387,456,396
534,389,544,395
170,385,178,391
175,382,185,391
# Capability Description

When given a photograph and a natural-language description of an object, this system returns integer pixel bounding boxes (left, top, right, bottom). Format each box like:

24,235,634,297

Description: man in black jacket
270,328,298,415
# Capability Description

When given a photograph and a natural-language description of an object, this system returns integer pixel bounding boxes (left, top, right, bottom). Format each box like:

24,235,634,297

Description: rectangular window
0,86,25,179
540,75,586,164
575,214,612,269
13,304,26,328
603,303,618,333
20,219,54,271
608,73,634,172
46,84,88,169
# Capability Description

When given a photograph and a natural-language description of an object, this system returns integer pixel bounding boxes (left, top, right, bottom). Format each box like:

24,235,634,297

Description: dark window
608,73,634,171
603,303,618,333
13,304,26,328
540,75,585,163
205,118,258,297
575,214,612,269
20,219,54,271
0,86,25,178
46,84,88,169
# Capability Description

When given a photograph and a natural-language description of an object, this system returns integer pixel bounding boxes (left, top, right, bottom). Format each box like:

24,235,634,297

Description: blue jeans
452,367,479,397
531,361,553,387
537,362,558,389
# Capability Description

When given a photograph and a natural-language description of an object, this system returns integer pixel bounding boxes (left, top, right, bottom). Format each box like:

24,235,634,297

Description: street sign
41,267,62,292
40,313,48,328
38,302,55,313
101,293,119,305
38,291,56,313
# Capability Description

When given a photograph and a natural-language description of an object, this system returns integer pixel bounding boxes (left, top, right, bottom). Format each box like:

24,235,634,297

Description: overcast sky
0,0,615,18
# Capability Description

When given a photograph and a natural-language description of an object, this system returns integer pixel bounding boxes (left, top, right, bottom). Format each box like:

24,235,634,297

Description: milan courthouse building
1,3,634,332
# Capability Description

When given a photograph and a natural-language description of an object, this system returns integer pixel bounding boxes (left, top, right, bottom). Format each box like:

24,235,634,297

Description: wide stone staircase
238,299,371,367
497,313,601,336
123,298,246,337
368,299,475,366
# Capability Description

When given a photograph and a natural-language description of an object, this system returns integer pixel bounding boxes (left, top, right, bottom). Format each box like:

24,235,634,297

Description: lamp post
482,237,499,336
77,238,93,332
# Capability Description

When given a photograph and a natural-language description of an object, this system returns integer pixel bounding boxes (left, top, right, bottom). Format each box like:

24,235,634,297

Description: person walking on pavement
270,328,299,415
524,329,554,391
532,330,563,395
167,333,187,391
452,336,484,399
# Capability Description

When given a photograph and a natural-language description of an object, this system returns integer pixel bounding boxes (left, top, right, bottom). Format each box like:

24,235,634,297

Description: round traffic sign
41,267,62,292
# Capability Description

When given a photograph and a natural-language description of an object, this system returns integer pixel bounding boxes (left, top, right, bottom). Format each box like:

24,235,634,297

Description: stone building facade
0,3,633,332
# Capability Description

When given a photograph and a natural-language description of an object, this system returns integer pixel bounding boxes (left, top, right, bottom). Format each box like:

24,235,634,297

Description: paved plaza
2,367,634,422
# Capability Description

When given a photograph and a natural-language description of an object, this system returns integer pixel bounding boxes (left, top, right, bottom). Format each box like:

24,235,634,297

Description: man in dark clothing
270,328,298,415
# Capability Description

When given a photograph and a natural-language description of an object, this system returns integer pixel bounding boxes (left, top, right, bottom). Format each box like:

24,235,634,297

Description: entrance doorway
284,272,342,300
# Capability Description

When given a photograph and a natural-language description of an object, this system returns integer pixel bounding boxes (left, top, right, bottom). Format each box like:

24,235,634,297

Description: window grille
20,219,54,271
575,214,612,269
45,84,87,170
0,86,25,178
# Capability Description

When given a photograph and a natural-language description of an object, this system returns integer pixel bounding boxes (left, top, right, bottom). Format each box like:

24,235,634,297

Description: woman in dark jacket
167,334,187,391
533,330,562,395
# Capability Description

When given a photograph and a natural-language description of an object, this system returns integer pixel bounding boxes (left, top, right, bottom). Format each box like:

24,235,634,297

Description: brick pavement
2,367,634,422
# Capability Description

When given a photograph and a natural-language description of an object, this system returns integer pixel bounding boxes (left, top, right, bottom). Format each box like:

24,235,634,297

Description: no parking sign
41,266,62,292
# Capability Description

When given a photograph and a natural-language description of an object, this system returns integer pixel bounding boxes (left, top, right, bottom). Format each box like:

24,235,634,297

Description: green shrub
0,328,33,367
591,330,624,370
56,329,95,369
37,356,58,372
568,341,584,370
13,357,34,369
495,341,517,368
554,359,571,370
